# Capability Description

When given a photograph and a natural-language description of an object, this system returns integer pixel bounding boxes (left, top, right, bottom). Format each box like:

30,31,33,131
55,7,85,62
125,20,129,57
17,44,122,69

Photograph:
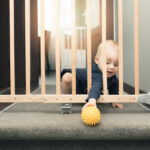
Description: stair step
0,103,150,140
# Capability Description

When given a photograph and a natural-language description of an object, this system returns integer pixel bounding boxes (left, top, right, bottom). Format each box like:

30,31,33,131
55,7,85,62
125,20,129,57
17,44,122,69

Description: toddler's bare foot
112,103,123,109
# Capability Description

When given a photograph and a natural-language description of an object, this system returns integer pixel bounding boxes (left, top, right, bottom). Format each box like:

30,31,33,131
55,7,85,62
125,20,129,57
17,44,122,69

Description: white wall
139,0,150,92
114,0,150,92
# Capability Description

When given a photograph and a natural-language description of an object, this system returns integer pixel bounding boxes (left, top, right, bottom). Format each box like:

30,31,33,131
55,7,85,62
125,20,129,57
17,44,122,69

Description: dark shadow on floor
0,140,150,150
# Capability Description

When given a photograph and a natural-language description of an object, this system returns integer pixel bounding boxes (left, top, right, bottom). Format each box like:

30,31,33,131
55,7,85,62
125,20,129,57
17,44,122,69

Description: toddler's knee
62,73,72,85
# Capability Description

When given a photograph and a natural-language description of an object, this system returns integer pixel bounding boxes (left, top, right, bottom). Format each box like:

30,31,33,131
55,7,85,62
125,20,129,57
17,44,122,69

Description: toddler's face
96,48,119,78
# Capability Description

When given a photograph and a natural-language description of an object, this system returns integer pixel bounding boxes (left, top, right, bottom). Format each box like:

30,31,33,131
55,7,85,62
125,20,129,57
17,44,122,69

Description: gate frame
0,0,139,103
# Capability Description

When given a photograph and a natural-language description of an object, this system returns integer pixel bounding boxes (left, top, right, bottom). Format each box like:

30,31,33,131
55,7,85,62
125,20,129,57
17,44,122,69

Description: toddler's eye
115,64,118,66
106,62,110,64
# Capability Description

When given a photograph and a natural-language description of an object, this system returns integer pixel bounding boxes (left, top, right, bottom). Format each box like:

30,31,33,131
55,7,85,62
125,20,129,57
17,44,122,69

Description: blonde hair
96,40,118,58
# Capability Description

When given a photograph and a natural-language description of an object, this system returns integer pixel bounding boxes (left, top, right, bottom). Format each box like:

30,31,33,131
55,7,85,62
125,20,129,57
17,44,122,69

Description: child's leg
61,72,72,94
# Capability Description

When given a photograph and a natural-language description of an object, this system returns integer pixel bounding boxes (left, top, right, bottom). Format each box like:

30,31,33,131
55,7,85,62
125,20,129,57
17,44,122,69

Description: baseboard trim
124,83,146,94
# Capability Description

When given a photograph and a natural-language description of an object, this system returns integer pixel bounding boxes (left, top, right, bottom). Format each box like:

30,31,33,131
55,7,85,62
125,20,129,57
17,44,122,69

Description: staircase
0,101,150,149
0,85,150,149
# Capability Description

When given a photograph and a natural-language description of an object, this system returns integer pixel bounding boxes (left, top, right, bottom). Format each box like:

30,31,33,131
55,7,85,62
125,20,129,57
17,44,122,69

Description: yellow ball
81,105,101,126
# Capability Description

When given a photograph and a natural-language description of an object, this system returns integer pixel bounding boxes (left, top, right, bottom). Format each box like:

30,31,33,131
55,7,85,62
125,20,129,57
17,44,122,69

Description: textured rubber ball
81,105,101,126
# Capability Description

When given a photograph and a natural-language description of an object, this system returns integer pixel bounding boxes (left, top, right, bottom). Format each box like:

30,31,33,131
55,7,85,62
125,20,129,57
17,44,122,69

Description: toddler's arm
82,98,97,111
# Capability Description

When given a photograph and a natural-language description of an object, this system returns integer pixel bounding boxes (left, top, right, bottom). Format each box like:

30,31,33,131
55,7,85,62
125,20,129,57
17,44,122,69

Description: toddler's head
95,40,119,78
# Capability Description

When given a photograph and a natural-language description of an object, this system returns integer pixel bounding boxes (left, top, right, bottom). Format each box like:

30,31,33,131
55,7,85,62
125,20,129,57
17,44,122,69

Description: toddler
61,40,123,110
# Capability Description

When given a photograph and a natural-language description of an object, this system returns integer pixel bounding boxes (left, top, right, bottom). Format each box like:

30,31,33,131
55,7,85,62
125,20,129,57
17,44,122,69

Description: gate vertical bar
72,0,76,95
9,0,15,95
80,29,83,49
134,0,139,95
86,0,92,93
118,0,123,95
56,0,61,95
25,0,31,94
40,0,46,94
102,0,107,95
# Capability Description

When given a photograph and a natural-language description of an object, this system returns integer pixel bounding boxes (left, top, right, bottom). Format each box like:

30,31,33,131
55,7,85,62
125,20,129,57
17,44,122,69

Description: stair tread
0,103,150,140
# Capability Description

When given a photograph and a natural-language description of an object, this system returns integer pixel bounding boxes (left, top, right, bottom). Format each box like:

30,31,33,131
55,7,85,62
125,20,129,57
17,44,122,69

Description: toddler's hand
112,103,123,109
82,98,97,111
